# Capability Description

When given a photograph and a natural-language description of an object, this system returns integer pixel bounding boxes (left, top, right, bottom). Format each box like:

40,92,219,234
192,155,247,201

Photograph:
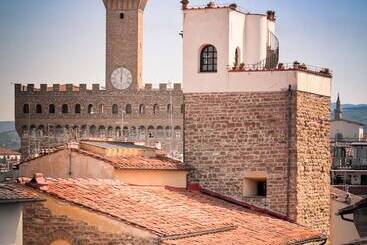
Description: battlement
15,83,182,95
103,0,148,11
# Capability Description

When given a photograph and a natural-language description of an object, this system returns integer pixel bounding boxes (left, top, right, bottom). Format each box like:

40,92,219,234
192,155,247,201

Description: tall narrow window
88,104,94,114
153,104,159,115
62,104,68,114
49,104,55,114
139,104,145,114
126,104,132,114
36,104,42,114
23,104,30,114
99,104,104,114
200,45,217,72
75,104,81,114
167,104,172,114
181,104,185,114
112,104,118,114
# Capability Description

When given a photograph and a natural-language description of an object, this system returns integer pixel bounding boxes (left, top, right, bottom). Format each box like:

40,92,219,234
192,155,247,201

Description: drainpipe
68,147,72,177
286,85,293,217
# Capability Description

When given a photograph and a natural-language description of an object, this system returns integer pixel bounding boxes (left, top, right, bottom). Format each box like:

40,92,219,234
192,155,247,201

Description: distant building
331,94,367,195
14,0,183,159
18,141,189,188
331,94,365,140
0,147,21,174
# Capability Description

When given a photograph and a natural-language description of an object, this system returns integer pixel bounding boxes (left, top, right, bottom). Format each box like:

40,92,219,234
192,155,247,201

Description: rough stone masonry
184,90,331,235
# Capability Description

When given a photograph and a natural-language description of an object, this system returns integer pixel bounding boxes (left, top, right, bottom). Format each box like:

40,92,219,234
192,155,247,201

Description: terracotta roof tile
0,147,21,156
74,148,189,170
27,178,322,244
0,183,43,204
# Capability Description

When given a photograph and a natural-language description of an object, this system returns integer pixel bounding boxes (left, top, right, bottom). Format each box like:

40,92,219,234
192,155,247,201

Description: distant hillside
0,121,15,133
0,130,20,150
332,103,367,126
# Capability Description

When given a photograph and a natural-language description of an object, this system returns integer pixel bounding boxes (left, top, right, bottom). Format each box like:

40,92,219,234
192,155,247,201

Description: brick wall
23,202,156,245
184,90,330,234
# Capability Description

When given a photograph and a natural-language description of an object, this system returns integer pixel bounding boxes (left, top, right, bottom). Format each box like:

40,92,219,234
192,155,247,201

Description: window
139,104,145,114
153,104,159,114
112,104,118,114
167,104,172,114
200,45,217,72
62,104,68,114
243,171,267,197
49,104,55,114
23,104,30,114
36,104,42,114
126,104,132,114
181,104,185,114
88,104,94,114
75,104,81,114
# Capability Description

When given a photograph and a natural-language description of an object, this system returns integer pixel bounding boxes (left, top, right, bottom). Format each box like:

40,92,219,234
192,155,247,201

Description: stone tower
103,0,148,91
182,2,332,237
334,93,342,120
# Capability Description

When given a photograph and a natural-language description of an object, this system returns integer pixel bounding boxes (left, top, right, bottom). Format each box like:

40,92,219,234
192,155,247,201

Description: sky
0,0,367,121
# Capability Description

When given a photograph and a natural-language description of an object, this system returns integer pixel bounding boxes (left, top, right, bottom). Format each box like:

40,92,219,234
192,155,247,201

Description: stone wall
184,90,331,235
291,91,331,235
23,202,157,245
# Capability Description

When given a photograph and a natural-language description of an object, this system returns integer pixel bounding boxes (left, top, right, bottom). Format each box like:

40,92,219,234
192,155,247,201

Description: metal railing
332,157,367,170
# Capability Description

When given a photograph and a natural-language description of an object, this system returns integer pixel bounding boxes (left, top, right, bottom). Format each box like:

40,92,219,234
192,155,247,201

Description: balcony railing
332,157,367,170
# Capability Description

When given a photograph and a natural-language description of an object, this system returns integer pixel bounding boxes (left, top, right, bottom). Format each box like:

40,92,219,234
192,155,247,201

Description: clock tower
103,0,148,91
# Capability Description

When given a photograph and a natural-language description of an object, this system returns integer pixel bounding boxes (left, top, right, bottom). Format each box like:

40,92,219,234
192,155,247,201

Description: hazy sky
1,0,367,121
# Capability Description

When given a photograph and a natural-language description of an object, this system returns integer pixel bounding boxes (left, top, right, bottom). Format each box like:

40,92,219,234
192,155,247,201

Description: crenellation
79,84,87,92
53,84,60,92
66,84,73,92
159,83,167,91
40,84,47,92
92,84,100,91
27,84,34,92
174,83,181,91
14,84,21,93
144,83,152,90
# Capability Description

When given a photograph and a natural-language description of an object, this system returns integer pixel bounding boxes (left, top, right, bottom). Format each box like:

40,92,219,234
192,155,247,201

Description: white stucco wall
228,10,245,66
244,14,267,64
182,7,330,97
331,120,364,139
0,204,23,245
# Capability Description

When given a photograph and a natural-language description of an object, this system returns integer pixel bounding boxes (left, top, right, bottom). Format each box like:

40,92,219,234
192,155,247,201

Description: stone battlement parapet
15,83,182,94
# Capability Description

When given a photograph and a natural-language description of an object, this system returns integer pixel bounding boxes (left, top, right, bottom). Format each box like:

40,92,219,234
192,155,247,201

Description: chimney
26,173,48,188
181,0,189,10
267,10,276,22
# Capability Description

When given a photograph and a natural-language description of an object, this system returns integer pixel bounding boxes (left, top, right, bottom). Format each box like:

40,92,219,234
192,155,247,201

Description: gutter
286,85,293,217
289,234,328,245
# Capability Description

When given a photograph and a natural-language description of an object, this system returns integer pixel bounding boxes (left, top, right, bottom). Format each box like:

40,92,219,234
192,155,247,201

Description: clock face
111,67,132,90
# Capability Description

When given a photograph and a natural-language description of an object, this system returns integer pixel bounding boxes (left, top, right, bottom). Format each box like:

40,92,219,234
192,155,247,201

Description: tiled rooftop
0,183,43,204
0,147,21,156
74,148,189,170
25,177,323,244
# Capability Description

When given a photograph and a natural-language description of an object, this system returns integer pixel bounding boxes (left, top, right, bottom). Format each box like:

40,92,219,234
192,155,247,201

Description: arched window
49,104,55,114
139,104,145,114
75,104,81,114
62,104,68,114
167,104,172,114
36,104,42,114
88,104,94,114
126,104,132,114
153,104,159,114
200,45,217,72
181,104,185,114
112,104,118,114
23,104,30,114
